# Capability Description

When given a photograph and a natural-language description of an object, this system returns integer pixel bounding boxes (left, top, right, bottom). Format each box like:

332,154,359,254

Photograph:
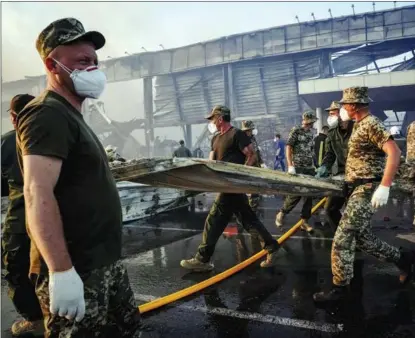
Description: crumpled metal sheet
110,158,343,197
110,158,414,197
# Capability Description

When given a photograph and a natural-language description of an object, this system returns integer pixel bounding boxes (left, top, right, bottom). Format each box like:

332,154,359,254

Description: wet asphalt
2,195,415,338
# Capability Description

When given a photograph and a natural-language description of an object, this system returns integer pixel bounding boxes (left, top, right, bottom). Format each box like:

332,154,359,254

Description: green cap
325,101,341,112
302,110,318,123
36,18,105,60
206,105,231,120
241,120,256,131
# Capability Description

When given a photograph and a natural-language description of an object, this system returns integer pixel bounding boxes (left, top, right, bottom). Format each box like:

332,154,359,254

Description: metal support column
223,65,229,108
143,77,154,157
258,66,269,115
171,74,186,140
316,107,324,133
185,124,192,148
227,64,237,116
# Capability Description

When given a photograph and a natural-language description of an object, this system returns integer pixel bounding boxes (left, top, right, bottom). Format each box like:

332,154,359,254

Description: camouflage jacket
251,136,263,167
345,115,390,182
406,122,415,164
286,126,314,168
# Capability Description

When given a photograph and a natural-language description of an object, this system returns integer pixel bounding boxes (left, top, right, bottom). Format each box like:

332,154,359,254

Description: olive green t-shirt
1,130,26,233
16,91,122,275
211,127,251,165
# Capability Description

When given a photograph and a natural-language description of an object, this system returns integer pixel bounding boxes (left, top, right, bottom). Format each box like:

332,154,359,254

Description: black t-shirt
211,127,251,165
1,130,26,233
16,90,122,275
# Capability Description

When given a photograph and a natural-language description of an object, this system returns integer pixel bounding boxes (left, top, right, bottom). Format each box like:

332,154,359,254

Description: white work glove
49,267,85,322
260,163,268,169
371,185,390,209
288,166,296,175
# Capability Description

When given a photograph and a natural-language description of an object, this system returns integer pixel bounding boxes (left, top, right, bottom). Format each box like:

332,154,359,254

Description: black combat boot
313,285,350,302
396,249,415,284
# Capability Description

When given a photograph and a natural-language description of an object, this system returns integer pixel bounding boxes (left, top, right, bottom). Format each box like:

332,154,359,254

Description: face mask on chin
53,59,107,99
339,107,351,121
327,115,339,128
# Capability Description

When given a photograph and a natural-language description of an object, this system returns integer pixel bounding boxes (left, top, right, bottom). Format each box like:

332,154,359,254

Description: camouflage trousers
31,260,141,338
331,183,401,286
280,167,315,220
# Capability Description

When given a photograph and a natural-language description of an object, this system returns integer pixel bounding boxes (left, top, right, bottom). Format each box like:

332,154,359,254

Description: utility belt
343,177,382,198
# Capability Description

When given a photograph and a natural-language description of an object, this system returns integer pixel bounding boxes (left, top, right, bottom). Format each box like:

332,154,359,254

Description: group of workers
1,16,414,338
180,87,415,305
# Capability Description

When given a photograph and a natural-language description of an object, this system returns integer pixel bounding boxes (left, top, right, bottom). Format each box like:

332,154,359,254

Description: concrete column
143,77,154,157
185,124,192,149
316,107,323,133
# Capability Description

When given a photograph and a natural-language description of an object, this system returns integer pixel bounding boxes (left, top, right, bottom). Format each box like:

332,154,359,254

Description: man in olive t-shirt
1,94,44,336
180,106,280,271
15,18,141,337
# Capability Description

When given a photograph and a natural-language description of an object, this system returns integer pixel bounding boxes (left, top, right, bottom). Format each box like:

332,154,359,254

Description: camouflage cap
36,18,106,60
241,120,255,131
206,105,231,120
325,101,341,111
339,86,373,104
302,110,318,123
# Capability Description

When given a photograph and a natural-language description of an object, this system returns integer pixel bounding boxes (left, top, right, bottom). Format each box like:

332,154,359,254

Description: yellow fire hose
138,197,327,314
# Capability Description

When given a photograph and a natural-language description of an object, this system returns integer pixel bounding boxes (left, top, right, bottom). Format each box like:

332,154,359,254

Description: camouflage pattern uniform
331,87,401,286
406,122,415,225
241,120,263,214
279,111,316,220
33,261,141,337
407,121,415,164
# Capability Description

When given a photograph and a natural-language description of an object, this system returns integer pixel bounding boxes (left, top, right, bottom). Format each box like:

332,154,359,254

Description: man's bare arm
286,145,294,167
23,155,72,272
381,140,401,187
209,151,215,160
242,144,257,167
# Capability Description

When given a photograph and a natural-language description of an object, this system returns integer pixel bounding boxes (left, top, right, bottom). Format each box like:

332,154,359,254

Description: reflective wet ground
2,195,415,337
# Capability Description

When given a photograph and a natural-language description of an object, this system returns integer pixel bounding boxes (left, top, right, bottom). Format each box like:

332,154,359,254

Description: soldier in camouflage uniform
15,18,141,336
406,122,415,226
314,87,415,302
275,111,317,233
407,121,415,164
241,121,263,213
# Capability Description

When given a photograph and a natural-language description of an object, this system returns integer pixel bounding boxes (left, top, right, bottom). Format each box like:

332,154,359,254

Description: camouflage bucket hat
339,86,373,104
325,101,341,111
36,18,106,60
206,105,231,120
241,120,255,131
302,110,318,123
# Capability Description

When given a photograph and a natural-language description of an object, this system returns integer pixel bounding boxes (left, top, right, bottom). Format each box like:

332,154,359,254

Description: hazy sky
1,1,413,145
2,1,412,82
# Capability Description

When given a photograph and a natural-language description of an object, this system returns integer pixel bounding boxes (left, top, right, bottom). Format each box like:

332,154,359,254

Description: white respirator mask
208,122,218,134
53,59,107,99
339,107,351,121
327,115,339,128
252,129,258,136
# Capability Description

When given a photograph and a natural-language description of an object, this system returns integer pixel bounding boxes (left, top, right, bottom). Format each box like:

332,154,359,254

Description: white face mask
252,129,258,136
339,107,351,121
54,59,107,99
327,115,339,128
208,122,217,134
